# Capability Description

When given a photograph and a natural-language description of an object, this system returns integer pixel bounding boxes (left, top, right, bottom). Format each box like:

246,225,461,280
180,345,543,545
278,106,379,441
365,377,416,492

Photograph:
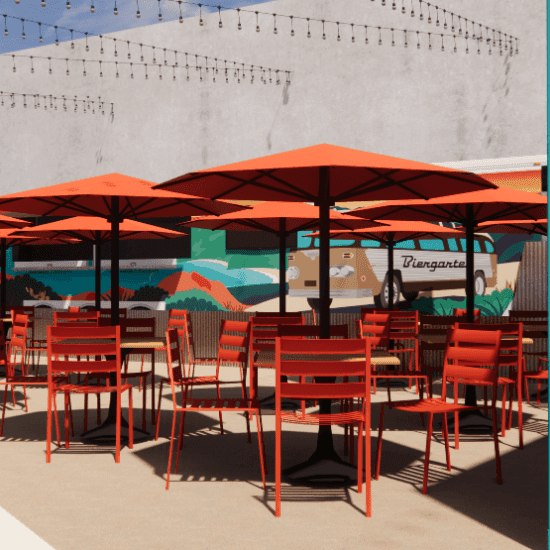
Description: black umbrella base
282,447,361,488
259,392,315,411
441,409,499,434
80,412,151,445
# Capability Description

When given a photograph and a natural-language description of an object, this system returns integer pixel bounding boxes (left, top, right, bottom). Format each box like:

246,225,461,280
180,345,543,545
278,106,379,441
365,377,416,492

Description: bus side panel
357,248,383,297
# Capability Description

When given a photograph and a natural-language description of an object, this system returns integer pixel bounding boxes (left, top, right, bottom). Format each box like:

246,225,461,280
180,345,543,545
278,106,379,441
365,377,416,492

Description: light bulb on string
263,69,266,84
435,7,440,26
152,47,157,64
90,1,95,13
158,64,162,80
44,96,47,110
4,15,8,36
23,95,26,108
256,11,260,32
451,13,455,33
218,6,223,28
199,66,202,82
175,51,179,67
21,19,25,39
337,22,341,41
504,33,508,50
135,0,140,18
237,8,242,30
74,96,77,113
114,1,118,15
186,66,189,81
195,54,199,70
215,58,218,74
224,60,228,83
477,37,481,54
465,37,469,54
199,4,204,26
410,0,414,16
100,35,104,54
41,0,46,6
392,1,396,10
178,1,183,23
441,34,444,51
381,0,386,6
66,58,70,75
458,16,462,35
419,0,424,21
48,56,52,74
39,23,43,42
276,69,280,85
391,28,395,46
145,63,148,79
140,44,144,62
99,60,103,77
464,18,469,38
173,65,176,81
401,0,406,14
351,24,355,43
116,62,119,78
290,15,294,36
443,9,447,30
250,65,254,83
70,29,74,49
66,1,70,9
273,14,277,34
83,59,86,76
205,56,208,73
427,5,432,24
453,35,457,53
269,68,272,83
158,0,162,21
378,26,382,45
130,63,134,78
403,30,407,47
428,32,432,50
55,25,59,45
322,20,326,40
30,56,34,73
127,41,131,59
307,18,311,38
164,48,167,66
416,30,420,49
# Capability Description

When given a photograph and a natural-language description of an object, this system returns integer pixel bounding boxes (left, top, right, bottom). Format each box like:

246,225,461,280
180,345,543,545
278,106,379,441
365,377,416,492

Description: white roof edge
434,155,547,174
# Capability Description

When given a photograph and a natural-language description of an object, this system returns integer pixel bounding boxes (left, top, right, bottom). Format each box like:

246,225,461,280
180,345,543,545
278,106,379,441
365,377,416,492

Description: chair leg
115,389,121,464
537,381,541,406
441,412,451,471
492,406,502,485
155,380,165,441
501,385,507,437
254,411,266,490
454,381,459,450
216,383,224,435
64,391,70,449
128,388,134,450
165,410,178,490
375,404,385,480
518,378,524,451
0,383,8,436
257,408,268,476
151,354,156,426
175,410,186,474
422,412,434,495
275,416,282,518
141,375,147,431
357,421,363,494
523,375,530,404
507,383,514,432
364,417,372,518
483,386,489,416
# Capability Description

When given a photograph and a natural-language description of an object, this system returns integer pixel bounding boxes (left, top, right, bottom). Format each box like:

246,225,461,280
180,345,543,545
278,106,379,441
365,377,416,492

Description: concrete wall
0,0,545,193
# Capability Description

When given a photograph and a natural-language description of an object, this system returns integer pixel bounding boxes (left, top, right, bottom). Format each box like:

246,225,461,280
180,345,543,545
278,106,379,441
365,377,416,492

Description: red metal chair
455,322,524,449
68,306,81,313
375,327,503,495
166,309,188,372
453,308,481,321
524,357,548,405
161,327,266,490
9,306,44,373
46,324,133,463
156,319,252,438
274,336,372,517
249,315,305,402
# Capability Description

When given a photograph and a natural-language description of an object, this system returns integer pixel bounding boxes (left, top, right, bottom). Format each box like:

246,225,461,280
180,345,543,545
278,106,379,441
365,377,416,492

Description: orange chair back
217,320,251,366
165,328,185,402
275,337,371,401
9,313,29,374
277,324,349,340
54,311,100,328
167,309,187,365
357,313,390,349
441,327,502,401
68,306,81,313
453,308,481,321
47,325,121,379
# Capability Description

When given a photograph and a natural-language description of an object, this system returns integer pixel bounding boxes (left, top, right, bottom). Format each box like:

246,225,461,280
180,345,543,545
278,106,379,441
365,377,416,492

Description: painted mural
9,201,545,317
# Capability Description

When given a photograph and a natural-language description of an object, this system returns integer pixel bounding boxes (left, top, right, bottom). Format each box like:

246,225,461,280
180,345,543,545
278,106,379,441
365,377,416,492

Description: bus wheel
474,271,486,296
307,298,333,311
379,274,400,308
402,291,419,302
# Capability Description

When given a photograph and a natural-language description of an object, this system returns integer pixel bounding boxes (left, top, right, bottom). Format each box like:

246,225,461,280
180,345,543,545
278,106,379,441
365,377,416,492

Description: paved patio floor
0,359,547,550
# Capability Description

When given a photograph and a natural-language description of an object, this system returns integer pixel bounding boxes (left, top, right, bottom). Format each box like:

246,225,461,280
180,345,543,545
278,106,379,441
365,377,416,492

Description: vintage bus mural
4,157,544,316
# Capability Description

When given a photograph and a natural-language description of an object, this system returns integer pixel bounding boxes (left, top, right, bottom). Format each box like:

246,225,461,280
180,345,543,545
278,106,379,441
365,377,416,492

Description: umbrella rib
335,169,400,201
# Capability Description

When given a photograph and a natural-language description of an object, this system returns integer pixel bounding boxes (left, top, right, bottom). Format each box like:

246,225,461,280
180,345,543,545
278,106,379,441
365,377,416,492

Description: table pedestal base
80,410,151,445
442,409,499,434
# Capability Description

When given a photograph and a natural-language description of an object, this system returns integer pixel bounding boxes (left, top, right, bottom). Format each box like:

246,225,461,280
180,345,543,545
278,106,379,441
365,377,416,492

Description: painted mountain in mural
157,271,248,310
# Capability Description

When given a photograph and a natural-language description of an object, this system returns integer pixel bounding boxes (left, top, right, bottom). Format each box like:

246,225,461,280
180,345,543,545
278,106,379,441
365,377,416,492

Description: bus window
419,239,445,251
460,238,481,252
360,240,381,248
447,238,459,251
394,240,416,250
297,233,312,249
313,238,356,247
484,240,495,253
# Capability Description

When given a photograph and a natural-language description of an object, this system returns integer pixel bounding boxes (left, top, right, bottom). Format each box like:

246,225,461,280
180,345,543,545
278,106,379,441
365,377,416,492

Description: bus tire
474,271,486,296
307,298,333,311
402,291,419,302
379,274,401,308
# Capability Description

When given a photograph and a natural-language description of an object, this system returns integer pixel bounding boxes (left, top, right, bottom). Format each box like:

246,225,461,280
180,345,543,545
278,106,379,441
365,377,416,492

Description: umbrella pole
465,213,475,324
0,239,6,319
111,199,120,327
388,234,395,311
95,232,102,312
278,219,286,315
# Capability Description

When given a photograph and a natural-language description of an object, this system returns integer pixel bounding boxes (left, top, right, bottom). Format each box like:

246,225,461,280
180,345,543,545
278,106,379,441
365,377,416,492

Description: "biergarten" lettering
402,255,466,272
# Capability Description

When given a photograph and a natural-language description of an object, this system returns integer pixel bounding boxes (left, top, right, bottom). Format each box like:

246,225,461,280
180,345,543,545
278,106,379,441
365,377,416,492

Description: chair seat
176,397,260,412
6,375,64,384
449,376,516,386
525,371,548,380
280,410,366,425
54,382,133,394
388,397,479,414
372,369,427,377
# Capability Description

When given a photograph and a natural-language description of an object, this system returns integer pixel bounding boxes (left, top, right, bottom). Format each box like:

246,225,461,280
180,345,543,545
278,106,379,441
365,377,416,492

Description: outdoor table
254,350,399,486
56,336,166,444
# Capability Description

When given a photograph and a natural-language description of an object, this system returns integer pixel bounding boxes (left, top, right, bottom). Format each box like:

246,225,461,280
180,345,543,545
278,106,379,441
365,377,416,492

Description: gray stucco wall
0,0,545,193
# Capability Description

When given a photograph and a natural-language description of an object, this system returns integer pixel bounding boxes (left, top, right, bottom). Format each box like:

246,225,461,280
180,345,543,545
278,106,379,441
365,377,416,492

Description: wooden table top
254,350,400,367
55,337,166,349
419,334,534,345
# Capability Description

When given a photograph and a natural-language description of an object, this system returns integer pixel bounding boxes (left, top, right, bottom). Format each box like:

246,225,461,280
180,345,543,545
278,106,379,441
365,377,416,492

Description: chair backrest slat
218,320,251,364
165,328,186,406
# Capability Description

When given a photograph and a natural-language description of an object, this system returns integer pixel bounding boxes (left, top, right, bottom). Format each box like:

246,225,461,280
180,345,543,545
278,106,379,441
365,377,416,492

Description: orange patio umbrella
14,216,188,312
153,143,498,485
346,188,547,322
305,220,465,308
476,218,547,236
0,173,248,325
178,201,387,313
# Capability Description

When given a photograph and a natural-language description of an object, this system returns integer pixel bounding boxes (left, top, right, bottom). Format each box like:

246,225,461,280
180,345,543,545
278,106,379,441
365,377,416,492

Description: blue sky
1,0,273,53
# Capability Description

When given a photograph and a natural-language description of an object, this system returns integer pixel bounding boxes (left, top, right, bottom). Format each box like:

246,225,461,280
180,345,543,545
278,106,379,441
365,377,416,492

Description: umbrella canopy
305,221,465,308
476,219,547,236
0,228,80,317
14,216,188,311
346,187,547,321
153,144,499,475
178,201,387,313
0,174,248,324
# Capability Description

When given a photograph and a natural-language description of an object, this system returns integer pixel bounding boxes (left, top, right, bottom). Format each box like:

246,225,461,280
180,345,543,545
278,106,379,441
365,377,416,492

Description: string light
135,0,140,18
178,1,183,23
351,23,355,43
391,27,395,46
337,22,341,41
1,91,111,115
65,57,70,75
4,15,8,36
90,1,95,13
218,6,223,28
237,8,242,30
30,55,34,73
255,11,260,32
365,25,368,44
307,18,311,39
290,15,294,36
85,32,89,51
21,18,25,39
273,14,277,34
82,59,86,76
378,26,382,45
66,0,71,9
199,3,203,26
157,0,162,21
100,35,104,54
114,0,118,15
54,25,59,46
